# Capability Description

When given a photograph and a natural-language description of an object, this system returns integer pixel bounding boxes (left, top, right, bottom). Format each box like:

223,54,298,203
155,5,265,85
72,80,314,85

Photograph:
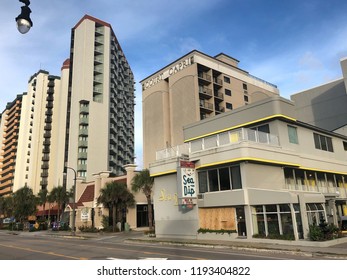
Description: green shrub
78,225,99,232
309,224,325,241
309,220,340,241
253,233,295,240
197,228,237,235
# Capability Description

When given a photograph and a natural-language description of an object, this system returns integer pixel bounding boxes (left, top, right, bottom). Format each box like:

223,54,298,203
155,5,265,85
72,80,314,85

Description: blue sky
1,0,347,167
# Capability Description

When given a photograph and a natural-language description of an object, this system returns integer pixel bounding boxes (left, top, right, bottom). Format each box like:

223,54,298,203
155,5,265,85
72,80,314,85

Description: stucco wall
153,174,199,238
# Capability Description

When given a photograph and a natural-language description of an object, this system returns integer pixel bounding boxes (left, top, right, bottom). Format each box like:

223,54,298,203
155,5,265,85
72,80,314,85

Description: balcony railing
156,128,279,160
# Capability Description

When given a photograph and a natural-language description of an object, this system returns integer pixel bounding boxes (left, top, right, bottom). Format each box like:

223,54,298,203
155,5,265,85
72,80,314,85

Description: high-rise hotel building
0,70,64,195
0,96,23,196
65,15,135,183
141,50,280,167
0,15,135,196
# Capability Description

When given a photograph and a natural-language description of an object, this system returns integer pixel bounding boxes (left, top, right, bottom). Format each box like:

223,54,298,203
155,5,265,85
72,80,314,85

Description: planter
197,232,238,241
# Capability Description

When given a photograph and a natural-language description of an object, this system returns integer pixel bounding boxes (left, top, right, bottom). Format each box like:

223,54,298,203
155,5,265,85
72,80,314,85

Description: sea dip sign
179,161,196,199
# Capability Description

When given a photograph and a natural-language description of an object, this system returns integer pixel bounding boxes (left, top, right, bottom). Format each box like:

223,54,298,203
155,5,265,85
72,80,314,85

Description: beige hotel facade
141,50,280,168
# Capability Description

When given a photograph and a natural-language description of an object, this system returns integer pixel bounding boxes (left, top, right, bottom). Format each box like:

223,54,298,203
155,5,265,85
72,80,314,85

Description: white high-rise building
65,15,135,184
11,70,64,194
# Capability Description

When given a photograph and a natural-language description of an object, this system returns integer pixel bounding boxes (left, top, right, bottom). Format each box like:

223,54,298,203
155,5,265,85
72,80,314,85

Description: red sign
180,161,195,168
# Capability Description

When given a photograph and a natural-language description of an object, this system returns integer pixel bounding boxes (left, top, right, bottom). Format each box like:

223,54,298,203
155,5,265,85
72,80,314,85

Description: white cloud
299,52,323,70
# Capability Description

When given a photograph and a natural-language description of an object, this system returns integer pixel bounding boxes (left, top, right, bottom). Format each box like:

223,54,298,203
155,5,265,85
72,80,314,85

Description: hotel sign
142,56,194,91
179,160,196,199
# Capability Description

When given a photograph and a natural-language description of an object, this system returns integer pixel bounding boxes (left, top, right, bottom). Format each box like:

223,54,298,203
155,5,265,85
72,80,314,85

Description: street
0,230,329,260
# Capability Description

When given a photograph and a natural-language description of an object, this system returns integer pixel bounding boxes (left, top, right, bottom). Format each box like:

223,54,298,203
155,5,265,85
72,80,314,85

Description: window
226,102,233,110
284,167,342,193
250,124,270,134
248,124,270,142
208,169,219,192
224,76,230,83
287,125,298,144
306,203,325,225
198,165,242,193
198,171,208,193
343,141,347,151
244,95,249,102
243,83,248,90
231,166,242,189
251,204,297,238
225,89,231,96
313,133,333,152
219,168,231,191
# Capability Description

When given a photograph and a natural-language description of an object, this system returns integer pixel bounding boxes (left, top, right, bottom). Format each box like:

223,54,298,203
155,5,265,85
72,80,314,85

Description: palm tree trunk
147,195,153,231
43,204,46,220
112,204,117,232
57,203,60,224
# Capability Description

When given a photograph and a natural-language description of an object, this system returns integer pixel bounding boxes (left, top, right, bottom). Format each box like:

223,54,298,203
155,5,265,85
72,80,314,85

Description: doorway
236,206,247,237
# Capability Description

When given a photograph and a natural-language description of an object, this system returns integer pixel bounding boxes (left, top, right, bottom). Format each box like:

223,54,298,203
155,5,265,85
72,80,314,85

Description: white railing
190,128,279,153
155,128,279,160
156,144,190,161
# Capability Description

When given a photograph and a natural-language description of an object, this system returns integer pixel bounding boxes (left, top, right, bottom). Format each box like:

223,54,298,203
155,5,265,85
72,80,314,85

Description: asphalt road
0,231,323,260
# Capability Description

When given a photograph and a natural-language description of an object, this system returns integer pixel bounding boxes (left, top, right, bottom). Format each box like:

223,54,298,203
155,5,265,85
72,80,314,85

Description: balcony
94,46,104,55
156,128,280,160
199,87,212,99
80,106,89,115
95,37,104,45
93,75,103,84
215,106,225,114
78,140,88,147
198,72,212,85
79,116,89,125
94,66,103,74
78,152,88,159
94,56,103,64
77,164,87,172
79,128,88,136
199,100,214,113
95,27,104,36
214,91,224,101
43,131,51,138
213,77,223,87
93,86,103,94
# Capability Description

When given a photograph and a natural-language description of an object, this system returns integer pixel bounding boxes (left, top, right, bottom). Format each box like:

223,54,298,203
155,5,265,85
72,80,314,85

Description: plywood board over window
199,207,236,230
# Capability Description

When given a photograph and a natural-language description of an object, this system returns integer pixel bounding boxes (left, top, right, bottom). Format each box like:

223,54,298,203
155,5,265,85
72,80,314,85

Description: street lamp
64,166,77,235
15,0,33,34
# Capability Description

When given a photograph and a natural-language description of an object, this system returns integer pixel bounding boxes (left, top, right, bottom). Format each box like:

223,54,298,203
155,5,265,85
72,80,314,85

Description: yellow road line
0,243,86,260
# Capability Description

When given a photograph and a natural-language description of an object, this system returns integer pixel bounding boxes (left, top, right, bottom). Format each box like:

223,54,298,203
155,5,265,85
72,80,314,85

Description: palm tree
1,196,14,219
50,186,70,223
37,189,48,220
131,169,154,231
12,186,37,223
97,181,135,232
0,196,14,229
47,192,55,225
